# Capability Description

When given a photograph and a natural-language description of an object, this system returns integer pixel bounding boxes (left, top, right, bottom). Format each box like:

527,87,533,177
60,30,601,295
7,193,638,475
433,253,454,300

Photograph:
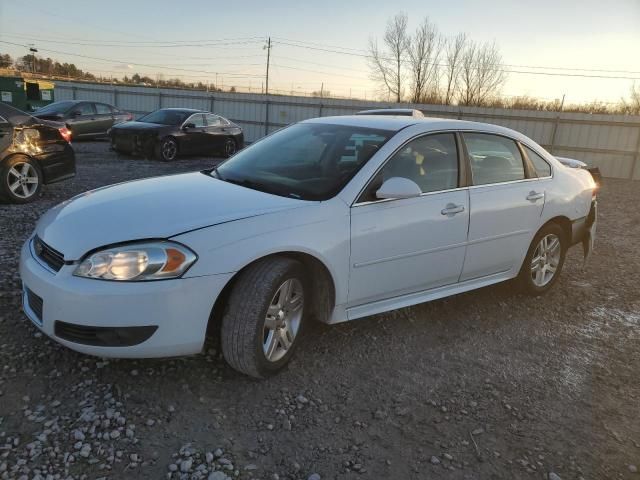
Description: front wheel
0,155,43,204
222,138,237,158
221,257,307,378
518,223,567,295
155,137,178,161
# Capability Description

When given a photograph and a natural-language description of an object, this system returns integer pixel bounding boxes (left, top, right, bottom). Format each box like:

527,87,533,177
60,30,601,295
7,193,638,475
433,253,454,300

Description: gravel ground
1,141,639,480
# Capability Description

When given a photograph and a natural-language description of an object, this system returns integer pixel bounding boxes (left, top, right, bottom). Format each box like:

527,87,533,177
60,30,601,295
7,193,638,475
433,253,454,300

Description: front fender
172,198,351,305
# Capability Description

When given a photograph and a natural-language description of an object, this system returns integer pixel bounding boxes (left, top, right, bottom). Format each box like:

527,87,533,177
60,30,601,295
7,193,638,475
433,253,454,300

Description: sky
0,0,639,105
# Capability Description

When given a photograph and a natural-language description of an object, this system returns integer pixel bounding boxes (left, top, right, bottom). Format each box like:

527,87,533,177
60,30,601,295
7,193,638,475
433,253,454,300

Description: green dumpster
0,75,55,111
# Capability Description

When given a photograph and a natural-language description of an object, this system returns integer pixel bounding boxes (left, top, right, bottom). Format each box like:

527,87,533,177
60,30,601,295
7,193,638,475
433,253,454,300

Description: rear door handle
441,203,465,216
526,191,545,201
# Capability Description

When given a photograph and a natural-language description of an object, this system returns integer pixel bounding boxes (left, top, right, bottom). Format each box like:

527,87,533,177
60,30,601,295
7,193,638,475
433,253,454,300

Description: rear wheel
220,257,307,378
0,156,43,203
518,223,567,295
155,136,178,161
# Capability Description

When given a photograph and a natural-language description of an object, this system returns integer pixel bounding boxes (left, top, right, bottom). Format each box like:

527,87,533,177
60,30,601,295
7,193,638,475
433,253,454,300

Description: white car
20,116,598,378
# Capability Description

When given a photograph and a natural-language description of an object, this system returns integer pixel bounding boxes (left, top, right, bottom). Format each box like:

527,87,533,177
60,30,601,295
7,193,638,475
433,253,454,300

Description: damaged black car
109,108,244,161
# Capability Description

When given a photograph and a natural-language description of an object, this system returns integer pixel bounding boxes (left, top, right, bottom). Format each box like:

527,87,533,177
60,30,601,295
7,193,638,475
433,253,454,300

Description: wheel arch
1,152,44,180
541,215,572,244
206,250,337,336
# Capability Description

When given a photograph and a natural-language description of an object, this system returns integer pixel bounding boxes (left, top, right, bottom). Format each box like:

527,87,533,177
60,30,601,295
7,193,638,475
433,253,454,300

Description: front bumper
111,131,156,156
19,237,233,358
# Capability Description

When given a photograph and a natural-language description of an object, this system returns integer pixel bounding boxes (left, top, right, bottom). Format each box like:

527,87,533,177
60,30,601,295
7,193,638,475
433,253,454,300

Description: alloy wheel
7,162,39,199
161,139,177,160
531,233,561,287
224,139,236,157
263,278,304,362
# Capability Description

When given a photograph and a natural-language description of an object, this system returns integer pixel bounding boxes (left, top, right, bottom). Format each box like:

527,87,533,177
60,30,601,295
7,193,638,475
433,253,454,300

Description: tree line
368,12,640,115
369,13,507,105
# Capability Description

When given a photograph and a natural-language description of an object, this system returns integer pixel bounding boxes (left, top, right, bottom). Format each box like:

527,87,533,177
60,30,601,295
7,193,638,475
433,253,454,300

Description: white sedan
20,116,598,378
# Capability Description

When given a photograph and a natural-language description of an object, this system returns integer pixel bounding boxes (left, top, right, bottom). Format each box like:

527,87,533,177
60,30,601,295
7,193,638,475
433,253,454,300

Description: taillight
59,126,72,143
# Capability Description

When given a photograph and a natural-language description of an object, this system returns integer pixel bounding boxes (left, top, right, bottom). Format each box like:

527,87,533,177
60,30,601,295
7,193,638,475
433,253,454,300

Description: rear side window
524,145,552,177
95,103,111,114
377,133,459,194
206,114,222,126
464,133,525,185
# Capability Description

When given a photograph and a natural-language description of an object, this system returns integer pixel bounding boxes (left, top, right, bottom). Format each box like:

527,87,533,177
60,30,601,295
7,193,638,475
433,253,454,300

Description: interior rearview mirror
376,177,422,200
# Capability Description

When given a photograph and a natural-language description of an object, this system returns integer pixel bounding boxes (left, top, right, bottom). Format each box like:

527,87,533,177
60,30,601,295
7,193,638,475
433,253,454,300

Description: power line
273,39,640,80
270,63,369,81
0,34,264,48
0,32,266,46
0,40,265,79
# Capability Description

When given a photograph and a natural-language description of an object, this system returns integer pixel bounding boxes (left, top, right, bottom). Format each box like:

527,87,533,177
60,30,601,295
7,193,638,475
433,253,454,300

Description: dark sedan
109,108,244,161
0,103,75,203
34,100,133,140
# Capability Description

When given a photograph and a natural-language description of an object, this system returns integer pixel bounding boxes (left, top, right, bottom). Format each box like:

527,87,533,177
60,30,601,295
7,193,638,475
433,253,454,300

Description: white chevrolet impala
20,116,598,378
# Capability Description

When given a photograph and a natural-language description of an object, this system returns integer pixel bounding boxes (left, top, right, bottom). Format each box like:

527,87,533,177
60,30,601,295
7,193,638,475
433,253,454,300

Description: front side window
464,133,525,185
524,145,552,177
375,133,459,194
74,103,95,116
213,123,392,200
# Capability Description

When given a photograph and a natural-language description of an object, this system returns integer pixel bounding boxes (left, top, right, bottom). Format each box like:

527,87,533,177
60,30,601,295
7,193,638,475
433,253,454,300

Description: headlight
74,241,197,281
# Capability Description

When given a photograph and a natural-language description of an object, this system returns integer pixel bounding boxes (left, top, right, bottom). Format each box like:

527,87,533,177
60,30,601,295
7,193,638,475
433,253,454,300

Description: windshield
213,123,394,201
138,109,192,125
35,101,76,115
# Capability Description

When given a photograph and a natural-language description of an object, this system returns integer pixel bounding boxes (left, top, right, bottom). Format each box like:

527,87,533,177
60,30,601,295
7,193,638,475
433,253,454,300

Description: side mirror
183,122,196,130
71,110,82,117
376,177,422,200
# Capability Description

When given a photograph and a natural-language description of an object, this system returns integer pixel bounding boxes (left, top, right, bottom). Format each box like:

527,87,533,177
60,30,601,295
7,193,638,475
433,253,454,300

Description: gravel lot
1,141,639,480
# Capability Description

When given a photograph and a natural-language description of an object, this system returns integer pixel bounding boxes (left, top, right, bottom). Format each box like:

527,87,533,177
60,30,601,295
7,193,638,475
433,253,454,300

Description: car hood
112,121,167,132
36,172,306,260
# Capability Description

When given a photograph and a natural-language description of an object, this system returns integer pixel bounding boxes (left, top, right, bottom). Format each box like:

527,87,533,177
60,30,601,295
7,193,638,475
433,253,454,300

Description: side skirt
326,270,514,324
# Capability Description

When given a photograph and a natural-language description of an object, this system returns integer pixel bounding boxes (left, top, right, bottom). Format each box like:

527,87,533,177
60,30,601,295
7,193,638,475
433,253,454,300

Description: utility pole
264,37,272,136
29,46,38,74
265,37,271,96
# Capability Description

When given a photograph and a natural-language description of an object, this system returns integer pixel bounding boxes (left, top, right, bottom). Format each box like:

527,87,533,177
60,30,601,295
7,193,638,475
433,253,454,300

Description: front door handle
527,191,545,202
441,203,465,216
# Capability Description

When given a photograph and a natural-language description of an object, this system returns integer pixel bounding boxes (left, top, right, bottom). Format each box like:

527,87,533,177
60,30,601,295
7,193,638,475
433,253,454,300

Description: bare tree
458,40,507,106
621,83,640,114
442,33,466,105
368,12,409,102
407,17,442,103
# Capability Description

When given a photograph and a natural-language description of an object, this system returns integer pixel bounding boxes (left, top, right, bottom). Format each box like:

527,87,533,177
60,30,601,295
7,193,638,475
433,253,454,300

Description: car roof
159,108,206,114
303,115,530,141
356,108,425,117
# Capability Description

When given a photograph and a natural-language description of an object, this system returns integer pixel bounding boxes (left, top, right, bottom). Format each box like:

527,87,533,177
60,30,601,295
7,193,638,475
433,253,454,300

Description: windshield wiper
222,177,303,199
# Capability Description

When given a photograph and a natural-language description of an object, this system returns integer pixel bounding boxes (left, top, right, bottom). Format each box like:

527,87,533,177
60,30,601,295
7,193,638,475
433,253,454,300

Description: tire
221,257,308,378
222,137,237,158
155,136,178,161
0,155,43,204
518,223,567,295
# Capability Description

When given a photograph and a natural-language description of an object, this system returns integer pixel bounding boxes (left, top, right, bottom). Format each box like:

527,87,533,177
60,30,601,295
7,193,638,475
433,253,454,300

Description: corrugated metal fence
54,80,640,180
